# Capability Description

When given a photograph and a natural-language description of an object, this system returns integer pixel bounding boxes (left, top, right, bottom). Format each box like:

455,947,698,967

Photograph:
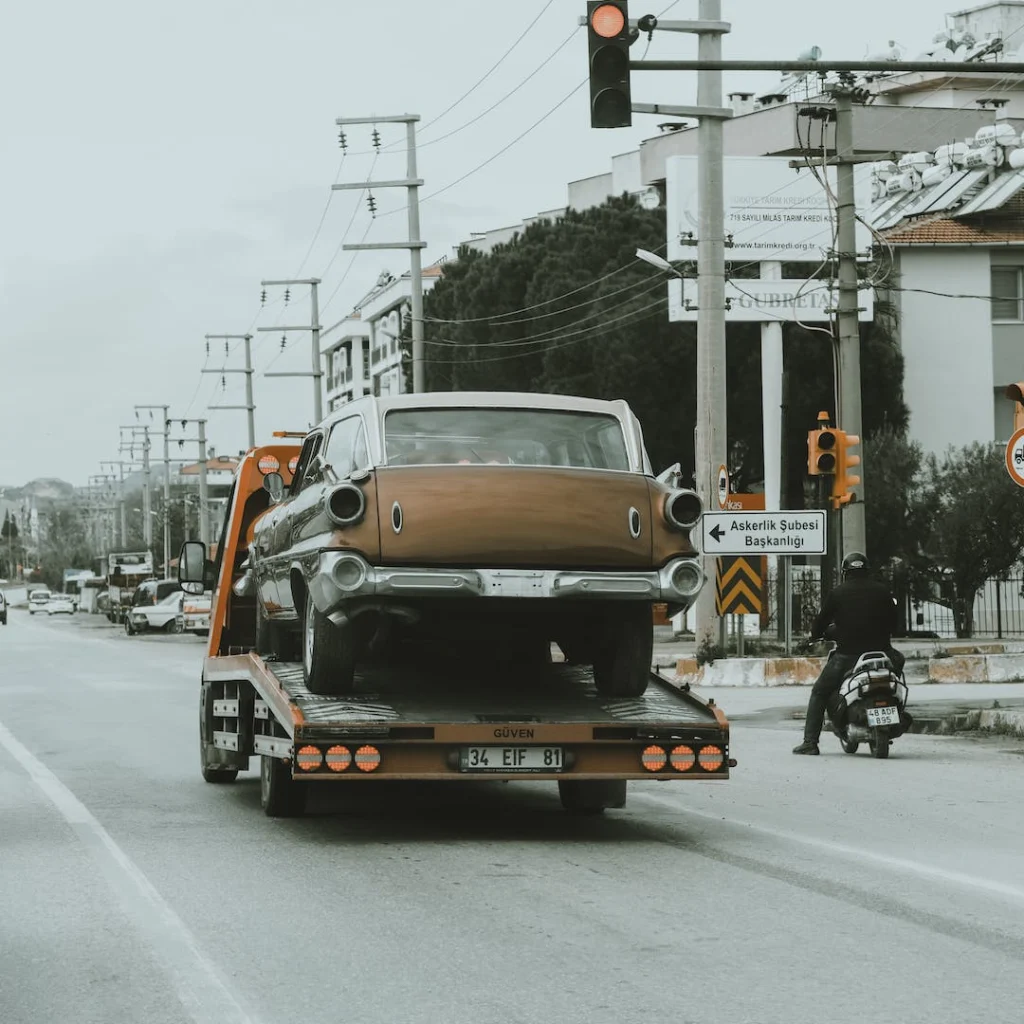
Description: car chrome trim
628,506,642,539
391,501,403,535
310,552,706,611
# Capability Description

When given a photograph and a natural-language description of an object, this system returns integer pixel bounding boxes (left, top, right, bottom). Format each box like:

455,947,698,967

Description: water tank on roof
1008,147,1024,170
871,160,899,179
935,142,969,167
921,164,954,187
975,123,1019,149
898,152,935,172
885,172,921,195
962,143,1004,169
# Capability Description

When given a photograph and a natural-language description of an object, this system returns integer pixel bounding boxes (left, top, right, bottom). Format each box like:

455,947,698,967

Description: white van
28,589,52,615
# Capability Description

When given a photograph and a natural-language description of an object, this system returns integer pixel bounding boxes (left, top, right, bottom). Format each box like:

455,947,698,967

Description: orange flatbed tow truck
192,442,733,817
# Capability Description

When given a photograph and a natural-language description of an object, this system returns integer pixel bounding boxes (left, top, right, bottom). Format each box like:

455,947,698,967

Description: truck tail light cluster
640,744,725,773
293,744,381,773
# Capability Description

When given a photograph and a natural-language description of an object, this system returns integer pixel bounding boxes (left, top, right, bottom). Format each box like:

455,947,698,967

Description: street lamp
635,248,683,277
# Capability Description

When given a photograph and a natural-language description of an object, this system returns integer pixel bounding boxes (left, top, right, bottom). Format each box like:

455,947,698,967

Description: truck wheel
201,736,239,785
302,592,355,695
592,605,653,698
558,780,627,814
260,755,306,817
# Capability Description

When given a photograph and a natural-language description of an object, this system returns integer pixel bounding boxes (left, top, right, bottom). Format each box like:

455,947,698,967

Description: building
322,263,444,411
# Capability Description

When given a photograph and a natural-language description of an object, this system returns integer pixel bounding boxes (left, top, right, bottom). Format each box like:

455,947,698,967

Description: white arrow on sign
702,510,827,556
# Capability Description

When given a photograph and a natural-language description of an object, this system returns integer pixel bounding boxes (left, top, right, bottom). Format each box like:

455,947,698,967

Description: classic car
126,591,183,634
245,392,705,697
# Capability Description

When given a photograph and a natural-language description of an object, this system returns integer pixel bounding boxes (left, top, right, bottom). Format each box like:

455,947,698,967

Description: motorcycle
807,639,910,759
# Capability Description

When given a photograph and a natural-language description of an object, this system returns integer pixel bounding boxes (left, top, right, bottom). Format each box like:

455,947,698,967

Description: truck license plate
459,746,564,772
866,706,900,727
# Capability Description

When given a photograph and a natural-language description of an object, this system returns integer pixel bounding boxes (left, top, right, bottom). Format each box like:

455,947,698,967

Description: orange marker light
258,455,281,475
641,745,667,772
296,745,323,771
591,3,625,37
355,745,382,773
698,745,725,772
288,456,299,474
670,745,696,772
325,745,352,772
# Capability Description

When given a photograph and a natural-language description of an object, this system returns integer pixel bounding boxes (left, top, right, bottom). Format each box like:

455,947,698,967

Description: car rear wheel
591,604,653,698
302,592,355,695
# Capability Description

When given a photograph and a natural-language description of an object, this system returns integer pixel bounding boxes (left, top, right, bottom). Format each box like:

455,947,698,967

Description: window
383,408,631,470
289,433,324,495
324,416,369,478
992,267,1023,320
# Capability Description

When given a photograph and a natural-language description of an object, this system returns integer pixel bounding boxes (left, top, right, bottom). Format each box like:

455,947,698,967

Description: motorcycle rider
793,552,906,755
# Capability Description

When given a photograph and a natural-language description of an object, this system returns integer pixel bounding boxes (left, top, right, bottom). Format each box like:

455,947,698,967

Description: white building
322,264,444,411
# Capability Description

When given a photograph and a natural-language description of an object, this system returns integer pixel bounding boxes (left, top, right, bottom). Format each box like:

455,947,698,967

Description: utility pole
135,405,172,577
205,334,256,448
119,426,153,558
334,114,428,393
167,419,211,546
692,0,730,653
259,281,324,423
100,460,128,547
828,82,867,556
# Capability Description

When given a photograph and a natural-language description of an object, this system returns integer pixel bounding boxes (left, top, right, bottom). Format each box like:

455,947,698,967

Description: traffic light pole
830,84,867,556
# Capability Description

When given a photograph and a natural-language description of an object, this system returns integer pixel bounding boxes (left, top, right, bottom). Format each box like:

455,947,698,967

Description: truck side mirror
263,471,285,504
179,541,206,595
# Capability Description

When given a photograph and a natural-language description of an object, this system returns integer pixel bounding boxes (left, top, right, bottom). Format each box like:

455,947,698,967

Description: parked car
240,392,705,697
28,589,52,615
0,590,7,625
178,592,211,637
126,591,183,635
46,594,76,616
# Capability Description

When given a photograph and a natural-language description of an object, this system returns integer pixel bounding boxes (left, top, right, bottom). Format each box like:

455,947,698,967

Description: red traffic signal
587,2,632,128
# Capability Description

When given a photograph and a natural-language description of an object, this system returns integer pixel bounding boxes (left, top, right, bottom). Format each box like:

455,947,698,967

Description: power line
292,152,348,278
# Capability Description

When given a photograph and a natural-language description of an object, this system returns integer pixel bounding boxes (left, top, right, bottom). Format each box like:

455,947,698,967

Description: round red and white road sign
717,465,730,509
1006,428,1024,487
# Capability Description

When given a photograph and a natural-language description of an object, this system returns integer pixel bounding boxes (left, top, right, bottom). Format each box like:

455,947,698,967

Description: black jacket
811,576,899,654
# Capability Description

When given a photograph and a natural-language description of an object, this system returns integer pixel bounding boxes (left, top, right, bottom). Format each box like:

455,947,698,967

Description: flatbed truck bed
201,651,732,817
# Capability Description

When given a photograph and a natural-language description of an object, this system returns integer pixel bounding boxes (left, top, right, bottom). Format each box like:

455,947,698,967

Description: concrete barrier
672,652,1024,686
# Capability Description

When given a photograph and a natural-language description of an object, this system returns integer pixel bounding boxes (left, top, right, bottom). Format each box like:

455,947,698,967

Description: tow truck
183,441,732,818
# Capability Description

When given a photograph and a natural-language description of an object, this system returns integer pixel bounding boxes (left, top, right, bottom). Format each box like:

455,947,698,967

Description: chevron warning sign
716,556,763,615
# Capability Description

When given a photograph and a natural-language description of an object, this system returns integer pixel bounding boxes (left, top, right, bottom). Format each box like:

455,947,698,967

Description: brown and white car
246,392,705,697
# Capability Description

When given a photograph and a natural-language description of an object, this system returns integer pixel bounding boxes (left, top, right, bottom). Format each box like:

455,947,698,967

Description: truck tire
558,779,627,814
302,592,355,695
199,682,240,784
260,755,307,817
591,605,653,698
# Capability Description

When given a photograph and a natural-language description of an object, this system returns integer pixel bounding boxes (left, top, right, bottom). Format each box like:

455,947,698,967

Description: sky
0,0,958,486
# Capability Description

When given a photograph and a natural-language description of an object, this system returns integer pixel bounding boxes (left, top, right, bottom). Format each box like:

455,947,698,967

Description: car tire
591,604,653,698
302,591,355,695
165,620,182,634
125,618,136,636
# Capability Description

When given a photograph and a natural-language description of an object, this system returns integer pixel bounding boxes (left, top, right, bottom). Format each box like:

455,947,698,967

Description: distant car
181,593,212,636
126,592,184,635
28,590,52,615
0,591,7,625
96,589,111,614
46,594,75,616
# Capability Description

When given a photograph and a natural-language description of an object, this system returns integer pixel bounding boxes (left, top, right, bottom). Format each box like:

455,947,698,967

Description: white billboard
666,156,872,263
668,277,874,322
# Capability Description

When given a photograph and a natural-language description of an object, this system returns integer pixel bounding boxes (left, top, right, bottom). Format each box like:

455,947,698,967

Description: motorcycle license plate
866,706,900,727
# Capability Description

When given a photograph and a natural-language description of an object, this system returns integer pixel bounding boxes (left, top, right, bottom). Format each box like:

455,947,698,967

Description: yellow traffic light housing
832,431,862,507
807,411,837,476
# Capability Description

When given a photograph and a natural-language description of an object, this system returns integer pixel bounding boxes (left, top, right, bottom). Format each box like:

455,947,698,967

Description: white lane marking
634,791,1024,907
0,718,260,1024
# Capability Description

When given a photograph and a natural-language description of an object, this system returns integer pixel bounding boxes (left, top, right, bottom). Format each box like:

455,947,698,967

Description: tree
918,443,1024,637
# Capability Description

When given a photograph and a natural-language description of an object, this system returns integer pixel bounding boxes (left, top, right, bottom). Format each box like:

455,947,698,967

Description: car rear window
383,408,630,471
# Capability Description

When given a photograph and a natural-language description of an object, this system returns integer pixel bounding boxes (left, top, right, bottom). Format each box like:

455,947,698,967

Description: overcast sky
1,0,958,486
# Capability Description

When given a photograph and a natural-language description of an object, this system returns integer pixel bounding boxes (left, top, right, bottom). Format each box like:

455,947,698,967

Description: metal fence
754,569,1024,640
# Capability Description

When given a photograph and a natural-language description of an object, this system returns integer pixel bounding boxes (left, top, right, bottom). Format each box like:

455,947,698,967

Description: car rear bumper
308,550,705,617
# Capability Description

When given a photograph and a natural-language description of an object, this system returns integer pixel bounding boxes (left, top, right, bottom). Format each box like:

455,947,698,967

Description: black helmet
842,551,869,575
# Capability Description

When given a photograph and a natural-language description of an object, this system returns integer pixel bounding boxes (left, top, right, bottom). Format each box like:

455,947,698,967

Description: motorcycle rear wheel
869,728,891,759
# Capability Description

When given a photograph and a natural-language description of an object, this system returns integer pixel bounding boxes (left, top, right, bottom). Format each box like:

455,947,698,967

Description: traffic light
832,431,862,507
587,2,633,128
807,411,837,476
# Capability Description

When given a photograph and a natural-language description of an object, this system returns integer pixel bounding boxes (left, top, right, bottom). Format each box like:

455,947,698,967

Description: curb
672,652,1024,687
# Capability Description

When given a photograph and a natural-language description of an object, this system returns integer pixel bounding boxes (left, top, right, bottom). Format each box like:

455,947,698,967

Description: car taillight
664,489,703,530
295,746,323,772
698,745,725,772
325,746,352,772
670,745,696,771
354,745,381,772
641,745,667,772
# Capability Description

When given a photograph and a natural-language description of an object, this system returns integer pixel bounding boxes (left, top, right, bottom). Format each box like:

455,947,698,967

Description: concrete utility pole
205,334,256,447
119,426,153,558
334,113,428,393
100,461,128,547
259,281,324,423
692,0,730,652
829,83,867,555
135,405,171,577
166,419,211,546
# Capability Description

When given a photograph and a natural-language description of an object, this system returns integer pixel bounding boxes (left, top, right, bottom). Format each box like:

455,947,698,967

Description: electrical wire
292,152,348,278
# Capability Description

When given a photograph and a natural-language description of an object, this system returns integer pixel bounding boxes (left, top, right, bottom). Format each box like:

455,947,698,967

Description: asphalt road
1,610,1021,1024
